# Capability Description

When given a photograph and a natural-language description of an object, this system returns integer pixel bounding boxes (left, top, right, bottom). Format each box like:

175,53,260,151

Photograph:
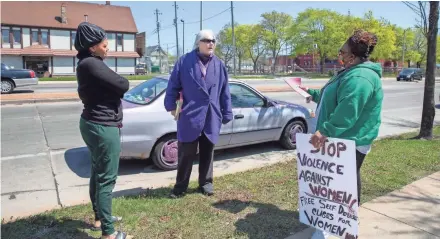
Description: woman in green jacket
301,30,384,239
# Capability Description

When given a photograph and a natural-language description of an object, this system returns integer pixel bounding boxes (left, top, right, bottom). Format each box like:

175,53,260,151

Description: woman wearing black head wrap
75,22,129,239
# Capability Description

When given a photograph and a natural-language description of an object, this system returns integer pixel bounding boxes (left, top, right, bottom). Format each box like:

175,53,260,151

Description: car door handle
234,114,244,119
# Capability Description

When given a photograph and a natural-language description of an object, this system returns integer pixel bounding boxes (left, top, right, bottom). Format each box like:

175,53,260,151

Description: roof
146,45,167,56
2,45,140,58
1,1,138,33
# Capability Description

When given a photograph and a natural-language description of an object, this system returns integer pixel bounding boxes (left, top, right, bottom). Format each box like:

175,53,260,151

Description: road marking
1,152,48,161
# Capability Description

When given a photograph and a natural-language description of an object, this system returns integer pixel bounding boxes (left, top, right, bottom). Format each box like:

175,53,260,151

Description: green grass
39,74,161,82
2,127,440,239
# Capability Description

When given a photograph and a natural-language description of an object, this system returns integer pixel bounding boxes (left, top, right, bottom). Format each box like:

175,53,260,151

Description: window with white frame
2,27,10,44
117,34,123,46
12,28,21,44
31,29,38,44
41,29,48,45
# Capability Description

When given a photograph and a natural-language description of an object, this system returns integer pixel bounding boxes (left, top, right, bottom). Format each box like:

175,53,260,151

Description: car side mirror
264,98,273,107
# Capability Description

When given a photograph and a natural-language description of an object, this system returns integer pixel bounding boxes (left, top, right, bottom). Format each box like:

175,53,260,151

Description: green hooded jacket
308,61,384,146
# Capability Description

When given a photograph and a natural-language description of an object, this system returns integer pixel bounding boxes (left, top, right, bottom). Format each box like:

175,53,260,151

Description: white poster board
296,133,359,239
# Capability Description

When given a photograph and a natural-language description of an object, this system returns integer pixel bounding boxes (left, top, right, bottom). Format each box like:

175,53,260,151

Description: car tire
279,119,306,150
152,134,179,171
1,79,15,94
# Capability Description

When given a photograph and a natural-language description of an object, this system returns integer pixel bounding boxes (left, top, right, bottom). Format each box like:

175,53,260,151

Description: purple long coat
164,50,233,144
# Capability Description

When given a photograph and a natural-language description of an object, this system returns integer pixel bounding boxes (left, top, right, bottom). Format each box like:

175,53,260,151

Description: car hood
268,98,311,114
121,99,143,109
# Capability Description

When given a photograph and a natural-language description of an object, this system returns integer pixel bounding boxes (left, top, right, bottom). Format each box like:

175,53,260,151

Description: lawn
2,127,439,239
39,74,161,82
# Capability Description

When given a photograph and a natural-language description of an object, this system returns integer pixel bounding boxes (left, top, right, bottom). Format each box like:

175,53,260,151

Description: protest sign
296,133,358,239
283,77,312,99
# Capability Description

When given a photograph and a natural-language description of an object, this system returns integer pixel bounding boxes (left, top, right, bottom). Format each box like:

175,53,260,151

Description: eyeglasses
200,39,216,44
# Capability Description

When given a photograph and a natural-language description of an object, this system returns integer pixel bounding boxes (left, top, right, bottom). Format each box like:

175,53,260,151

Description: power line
185,7,231,25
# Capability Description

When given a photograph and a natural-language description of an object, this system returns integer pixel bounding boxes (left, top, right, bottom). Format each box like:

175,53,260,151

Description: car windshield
123,77,168,105
401,69,414,74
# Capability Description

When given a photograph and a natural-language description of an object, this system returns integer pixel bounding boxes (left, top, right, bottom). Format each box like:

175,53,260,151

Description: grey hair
192,29,216,50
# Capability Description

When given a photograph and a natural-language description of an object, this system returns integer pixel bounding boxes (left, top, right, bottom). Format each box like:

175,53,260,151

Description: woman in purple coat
164,29,233,198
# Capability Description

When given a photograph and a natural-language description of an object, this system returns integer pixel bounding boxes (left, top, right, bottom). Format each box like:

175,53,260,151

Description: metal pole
181,19,185,55
231,1,236,76
155,9,162,73
402,29,407,68
200,1,203,30
174,1,180,58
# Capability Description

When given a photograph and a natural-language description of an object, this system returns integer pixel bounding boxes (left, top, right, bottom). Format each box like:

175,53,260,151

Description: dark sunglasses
200,39,216,44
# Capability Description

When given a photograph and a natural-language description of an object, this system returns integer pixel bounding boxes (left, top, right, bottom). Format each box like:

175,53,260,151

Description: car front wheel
152,134,179,170
279,119,306,150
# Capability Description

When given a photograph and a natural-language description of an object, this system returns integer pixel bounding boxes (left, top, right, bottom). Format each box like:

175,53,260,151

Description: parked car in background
135,63,147,75
1,63,39,94
397,68,424,81
119,75,316,170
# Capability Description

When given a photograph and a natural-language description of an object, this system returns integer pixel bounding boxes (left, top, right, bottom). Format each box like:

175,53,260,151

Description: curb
1,98,81,105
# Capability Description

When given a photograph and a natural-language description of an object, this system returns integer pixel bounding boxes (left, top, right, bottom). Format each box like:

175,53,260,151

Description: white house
1,1,140,77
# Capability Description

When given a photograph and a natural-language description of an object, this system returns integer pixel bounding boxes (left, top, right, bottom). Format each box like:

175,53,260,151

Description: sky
90,1,423,56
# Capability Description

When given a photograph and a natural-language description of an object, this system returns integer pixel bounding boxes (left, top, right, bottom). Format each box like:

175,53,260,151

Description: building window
12,29,21,44
71,31,76,47
31,29,38,44
41,30,48,45
117,34,123,46
2,28,10,44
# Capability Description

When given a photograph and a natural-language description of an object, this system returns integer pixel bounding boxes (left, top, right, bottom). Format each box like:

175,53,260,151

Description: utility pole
173,1,180,58
231,1,236,76
181,19,185,55
200,1,203,30
154,9,162,73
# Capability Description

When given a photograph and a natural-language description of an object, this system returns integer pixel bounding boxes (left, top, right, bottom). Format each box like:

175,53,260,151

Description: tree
234,24,250,74
357,11,397,61
409,28,427,68
260,11,293,74
404,1,438,139
240,24,265,73
388,26,414,67
292,9,346,74
215,24,234,67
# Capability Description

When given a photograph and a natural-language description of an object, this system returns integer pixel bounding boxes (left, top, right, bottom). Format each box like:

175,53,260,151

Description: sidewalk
286,171,440,239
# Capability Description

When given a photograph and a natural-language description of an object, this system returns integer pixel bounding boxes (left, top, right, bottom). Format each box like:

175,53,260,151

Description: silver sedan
120,75,316,170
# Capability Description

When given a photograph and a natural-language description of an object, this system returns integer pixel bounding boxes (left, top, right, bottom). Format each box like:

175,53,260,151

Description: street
12,78,329,94
1,80,440,221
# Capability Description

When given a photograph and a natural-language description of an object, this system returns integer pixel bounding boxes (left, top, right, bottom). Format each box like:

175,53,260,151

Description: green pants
79,117,120,236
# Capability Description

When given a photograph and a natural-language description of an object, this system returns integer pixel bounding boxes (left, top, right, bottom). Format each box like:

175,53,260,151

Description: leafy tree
292,9,346,74
260,11,293,74
240,24,266,73
215,24,234,67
